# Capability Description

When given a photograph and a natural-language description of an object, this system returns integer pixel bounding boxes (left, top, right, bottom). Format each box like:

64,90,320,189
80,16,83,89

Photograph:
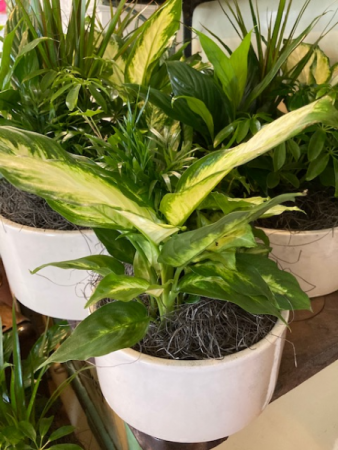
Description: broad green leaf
306,152,330,181
94,229,135,264
237,253,310,311
18,421,36,442
49,426,76,442
174,96,214,139
38,416,54,438
214,123,235,148
177,270,281,317
125,0,181,85
287,139,301,160
307,128,326,162
160,96,338,226
167,61,232,134
66,84,81,111
159,193,299,267
86,274,150,307
196,29,251,108
31,255,124,277
43,302,150,363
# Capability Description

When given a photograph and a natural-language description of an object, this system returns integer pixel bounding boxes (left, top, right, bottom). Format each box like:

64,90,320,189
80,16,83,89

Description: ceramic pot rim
259,225,338,237
110,310,289,368
0,214,92,235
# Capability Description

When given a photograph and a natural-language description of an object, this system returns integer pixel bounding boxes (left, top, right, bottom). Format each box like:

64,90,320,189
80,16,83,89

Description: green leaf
43,302,150,363
66,84,81,111
267,172,280,189
273,142,286,171
160,96,338,226
287,139,301,161
174,96,214,139
86,274,150,307
19,422,36,442
306,152,330,181
49,426,76,443
31,255,125,277
236,253,310,311
236,119,250,143
38,416,54,438
167,61,232,135
159,193,299,267
125,0,181,85
196,30,251,108
307,128,326,162
94,229,135,264
177,265,282,317
213,123,235,148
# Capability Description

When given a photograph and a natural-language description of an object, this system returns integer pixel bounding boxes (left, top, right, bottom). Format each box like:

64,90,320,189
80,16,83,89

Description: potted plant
141,0,338,298
0,0,182,320
0,96,336,445
241,42,338,297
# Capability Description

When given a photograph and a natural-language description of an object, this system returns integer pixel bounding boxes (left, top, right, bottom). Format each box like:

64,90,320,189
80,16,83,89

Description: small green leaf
49,426,76,442
307,129,326,162
31,255,124,277
66,84,81,111
306,153,330,181
287,139,301,161
236,119,250,143
19,422,36,442
43,302,150,363
282,172,300,188
38,416,54,438
86,274,149,307
213,123,235,147
273,142,286,171
266,172,281,189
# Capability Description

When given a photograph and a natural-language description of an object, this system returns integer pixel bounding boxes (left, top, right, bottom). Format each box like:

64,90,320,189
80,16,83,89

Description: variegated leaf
31,255,125,277
42,302,150,363
125,0,181,85
86,274,150,307
0,128,180,243
160,96,338,226
159,193,299,267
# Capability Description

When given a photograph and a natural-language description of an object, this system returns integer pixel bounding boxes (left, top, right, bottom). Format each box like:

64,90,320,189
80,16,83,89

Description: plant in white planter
0,97,336,444
0,0,182,320
242,43,338,297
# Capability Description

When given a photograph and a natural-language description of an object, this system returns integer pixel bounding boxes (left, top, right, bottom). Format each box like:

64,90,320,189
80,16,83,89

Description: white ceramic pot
0,215,103,320
261,227,338,298
95,311,288,443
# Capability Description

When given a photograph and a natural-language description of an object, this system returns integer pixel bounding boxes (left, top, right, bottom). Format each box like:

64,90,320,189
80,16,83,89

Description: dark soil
133,298,277,360
257,189,338,231
0,179,83,230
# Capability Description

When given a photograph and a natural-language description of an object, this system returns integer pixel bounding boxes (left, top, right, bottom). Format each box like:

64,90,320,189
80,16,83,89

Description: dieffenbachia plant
0,97,337,363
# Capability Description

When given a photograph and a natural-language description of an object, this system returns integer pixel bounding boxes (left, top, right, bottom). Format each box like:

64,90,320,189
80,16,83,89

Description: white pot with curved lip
0,215,103,320
261,226,338,298
95,311,288,443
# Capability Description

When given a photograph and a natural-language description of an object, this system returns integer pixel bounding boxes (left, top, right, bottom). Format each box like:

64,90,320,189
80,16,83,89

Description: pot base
128,425,228,450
